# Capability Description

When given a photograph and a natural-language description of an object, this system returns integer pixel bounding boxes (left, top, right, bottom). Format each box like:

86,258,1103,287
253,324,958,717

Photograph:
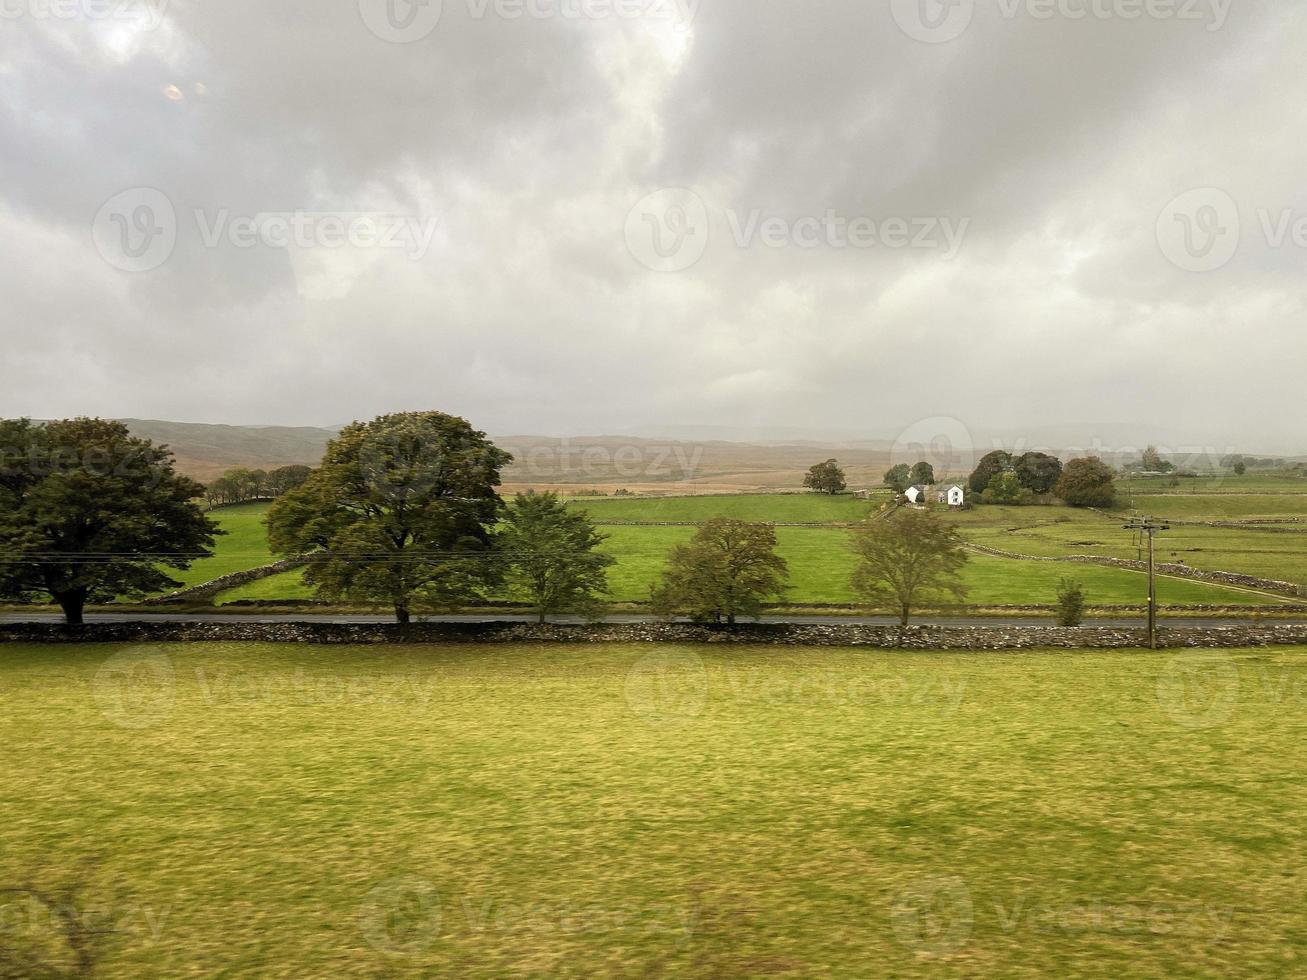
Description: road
2,612,1302,629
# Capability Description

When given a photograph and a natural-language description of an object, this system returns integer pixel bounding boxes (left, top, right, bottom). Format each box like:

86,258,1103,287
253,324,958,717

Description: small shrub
1056,578,1086,627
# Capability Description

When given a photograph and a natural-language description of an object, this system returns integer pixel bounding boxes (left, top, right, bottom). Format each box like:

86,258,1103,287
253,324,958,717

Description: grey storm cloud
0,0,1302,452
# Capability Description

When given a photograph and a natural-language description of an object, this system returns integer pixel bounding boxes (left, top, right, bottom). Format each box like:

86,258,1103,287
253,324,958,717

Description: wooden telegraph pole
1123,516,1171,649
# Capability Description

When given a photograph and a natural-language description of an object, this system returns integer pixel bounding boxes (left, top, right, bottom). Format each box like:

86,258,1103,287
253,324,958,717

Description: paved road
2,612,1301,629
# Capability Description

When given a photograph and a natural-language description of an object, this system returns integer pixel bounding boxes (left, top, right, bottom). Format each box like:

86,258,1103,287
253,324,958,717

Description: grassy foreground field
2,642,1306,976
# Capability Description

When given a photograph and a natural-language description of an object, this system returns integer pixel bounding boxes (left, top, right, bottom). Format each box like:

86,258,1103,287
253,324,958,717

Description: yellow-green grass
3,642,1306,976
952,506,1307,588
1119,472,1307,495
208,494,1307,607
159,502,274,590
567,492,885,524
217,525,1278,607
1121,495,1307,519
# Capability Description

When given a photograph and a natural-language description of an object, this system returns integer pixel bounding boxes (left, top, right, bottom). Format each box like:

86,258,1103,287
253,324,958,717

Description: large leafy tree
500,491,615,623
1013,452,1063,495
883,463,911,492
1055,457,1117,508
0,418,219,624
650,519,789,625
849,509,968,626
967,450,1012,495
267,465,313,497
908,461,936,486
266,412,512,623
803,459,847,495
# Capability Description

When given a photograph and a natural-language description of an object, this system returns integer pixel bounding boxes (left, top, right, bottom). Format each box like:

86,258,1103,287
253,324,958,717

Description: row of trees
204,464,312,508
0,412,1087,625
648,508,969,626
806,450,1115,510
969,450,1116,508
804,458,940,495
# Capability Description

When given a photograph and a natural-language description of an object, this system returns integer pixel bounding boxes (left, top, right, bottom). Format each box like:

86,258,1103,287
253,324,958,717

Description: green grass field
3,642,1306,976
161,502,275,590
568,492,887,524
217,523,1284,608
202,491,1307,608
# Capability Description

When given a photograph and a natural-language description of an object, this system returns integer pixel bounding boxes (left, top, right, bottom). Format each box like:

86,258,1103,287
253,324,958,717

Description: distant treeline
205,465,312,507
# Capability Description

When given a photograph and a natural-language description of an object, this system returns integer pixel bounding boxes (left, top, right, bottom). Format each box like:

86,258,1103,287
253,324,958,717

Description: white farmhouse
904,484,966,508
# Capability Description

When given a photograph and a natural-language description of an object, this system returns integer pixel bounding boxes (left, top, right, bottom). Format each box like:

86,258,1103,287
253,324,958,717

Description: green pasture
161,502,275,590
3,642,1307,976
216,523,1279,609
1118,472,1307,496
192,491,1307,608
567,492,885,524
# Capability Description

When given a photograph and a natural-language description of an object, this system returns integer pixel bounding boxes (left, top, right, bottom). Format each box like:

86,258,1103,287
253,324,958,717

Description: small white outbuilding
941,485,965,508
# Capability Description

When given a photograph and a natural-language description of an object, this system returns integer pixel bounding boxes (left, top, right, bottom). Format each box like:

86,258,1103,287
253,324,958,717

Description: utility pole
1124,516,1171,649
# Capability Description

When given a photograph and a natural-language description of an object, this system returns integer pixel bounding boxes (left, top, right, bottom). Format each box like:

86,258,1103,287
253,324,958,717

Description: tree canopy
265,412,511,623
500,491,614,623
650,519,788,625
967,450,1012,495
1055,457,1117,508
849,509,968,626
1013,452,1063,495
0,418,219,624
883,463,911,493
908,461,937,486
803,459,847,495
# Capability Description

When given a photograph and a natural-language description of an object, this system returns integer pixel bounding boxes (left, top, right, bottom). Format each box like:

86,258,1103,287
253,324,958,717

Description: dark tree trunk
537,609,547,625
55,590,88,626
899,604,910,627
395,604,411,625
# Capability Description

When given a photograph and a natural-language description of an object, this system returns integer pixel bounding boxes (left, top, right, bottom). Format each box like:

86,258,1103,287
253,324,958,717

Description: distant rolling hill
121,419,914,491
121,420,336,482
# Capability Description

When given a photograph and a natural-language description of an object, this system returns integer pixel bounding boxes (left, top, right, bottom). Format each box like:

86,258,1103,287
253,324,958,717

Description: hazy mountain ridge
116,420,1303,486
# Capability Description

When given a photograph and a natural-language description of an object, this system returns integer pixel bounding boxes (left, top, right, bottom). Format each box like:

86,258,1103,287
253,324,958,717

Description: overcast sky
0,0,1302,452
